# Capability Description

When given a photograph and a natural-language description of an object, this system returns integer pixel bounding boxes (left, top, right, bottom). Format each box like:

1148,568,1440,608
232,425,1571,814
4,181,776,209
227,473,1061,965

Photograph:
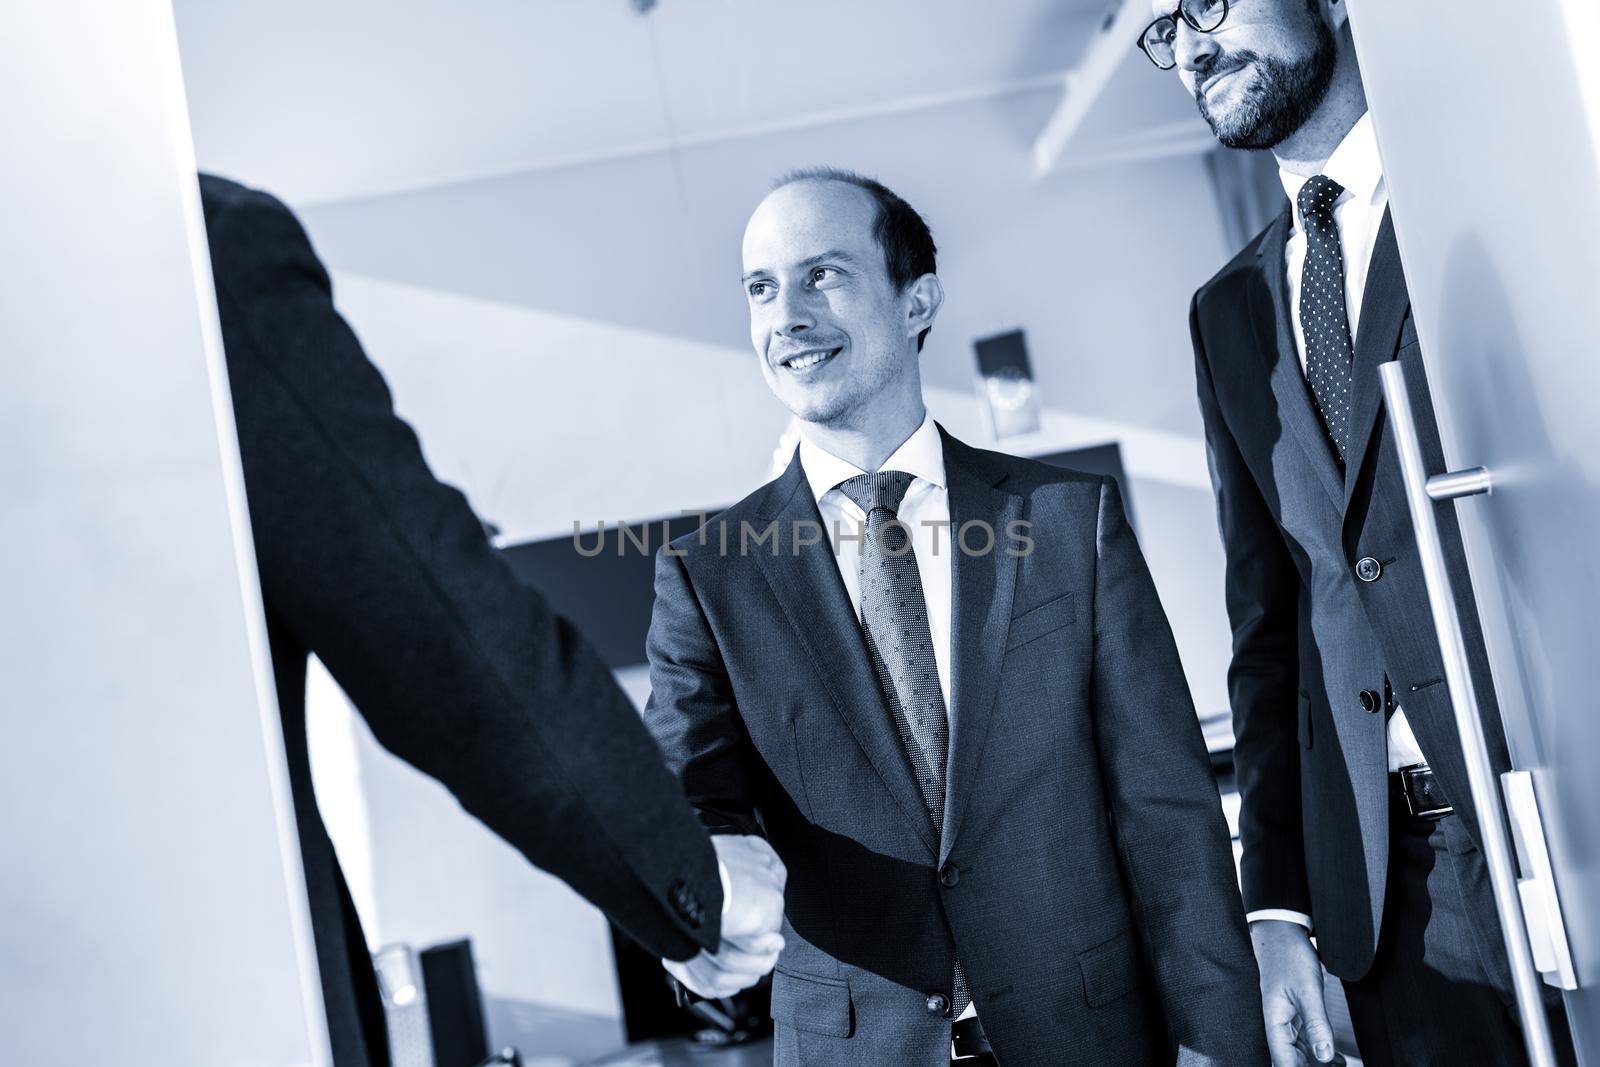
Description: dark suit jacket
201,174,723,1066
643,428,1266,1067
1191,207,1511,981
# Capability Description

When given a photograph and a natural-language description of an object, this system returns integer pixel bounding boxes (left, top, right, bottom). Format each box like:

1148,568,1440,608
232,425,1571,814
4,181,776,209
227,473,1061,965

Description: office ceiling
174,0,1133,206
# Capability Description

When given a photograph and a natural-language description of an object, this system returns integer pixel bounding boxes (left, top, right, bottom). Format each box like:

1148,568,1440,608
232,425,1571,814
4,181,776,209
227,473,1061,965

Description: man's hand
1252,919,1336,1065
664,935,785,999
663,834,786,999
712,834,787,944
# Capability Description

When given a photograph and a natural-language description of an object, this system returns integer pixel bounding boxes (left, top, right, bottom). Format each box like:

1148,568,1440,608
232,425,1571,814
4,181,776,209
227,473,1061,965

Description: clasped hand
663,834,787,999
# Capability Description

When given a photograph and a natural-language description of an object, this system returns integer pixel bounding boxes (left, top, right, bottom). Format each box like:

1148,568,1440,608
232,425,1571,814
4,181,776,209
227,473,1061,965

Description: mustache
1194,49,1260,100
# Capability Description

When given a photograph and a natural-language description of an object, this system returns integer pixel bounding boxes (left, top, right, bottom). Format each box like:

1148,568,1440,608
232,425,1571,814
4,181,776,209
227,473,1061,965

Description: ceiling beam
1031,0,1154,177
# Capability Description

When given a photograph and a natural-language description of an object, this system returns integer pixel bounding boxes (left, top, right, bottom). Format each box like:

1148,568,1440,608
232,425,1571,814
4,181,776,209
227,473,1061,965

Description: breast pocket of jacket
1298,690,1313,749
770,967,854,1038
1004,591,1077,655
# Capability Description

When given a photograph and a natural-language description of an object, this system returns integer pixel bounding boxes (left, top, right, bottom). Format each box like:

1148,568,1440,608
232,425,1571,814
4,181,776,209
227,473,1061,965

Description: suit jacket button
926,993,950,1017
669,879,704,928
939,863,960,888
1356,556,1383,582
1360,689,1382,713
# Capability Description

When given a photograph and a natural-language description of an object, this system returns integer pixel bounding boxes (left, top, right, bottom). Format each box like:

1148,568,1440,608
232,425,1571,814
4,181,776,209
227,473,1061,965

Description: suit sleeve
205,183,721,961
642,546,763,838
1190,293,1311,919
1089,476,1269,1065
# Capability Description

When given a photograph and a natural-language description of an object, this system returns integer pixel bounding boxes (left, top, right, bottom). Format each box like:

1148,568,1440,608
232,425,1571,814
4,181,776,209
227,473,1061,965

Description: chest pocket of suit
1004,591,1077,655
1398,314,1419,352
770,967,854,1038
1298,691,1313,749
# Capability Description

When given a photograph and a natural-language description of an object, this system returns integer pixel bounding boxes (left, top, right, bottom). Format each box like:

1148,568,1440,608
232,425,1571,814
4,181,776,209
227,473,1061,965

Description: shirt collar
798,413,946,506
1279,110,1385,222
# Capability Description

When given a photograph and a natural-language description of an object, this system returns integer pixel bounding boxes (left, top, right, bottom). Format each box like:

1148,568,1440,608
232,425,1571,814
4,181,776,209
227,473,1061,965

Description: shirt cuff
718,858,732,918
1247,909,1313,931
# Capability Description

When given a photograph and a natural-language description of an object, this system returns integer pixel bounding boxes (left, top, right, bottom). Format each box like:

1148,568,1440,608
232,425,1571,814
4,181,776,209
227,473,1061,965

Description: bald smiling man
642,169,1267,1067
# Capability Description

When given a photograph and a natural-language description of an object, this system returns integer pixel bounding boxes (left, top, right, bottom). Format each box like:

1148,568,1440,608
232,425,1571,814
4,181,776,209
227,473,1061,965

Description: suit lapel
1249,211,1346,508
1342,209,1409,508
752,452,940,857
939,429,1022,864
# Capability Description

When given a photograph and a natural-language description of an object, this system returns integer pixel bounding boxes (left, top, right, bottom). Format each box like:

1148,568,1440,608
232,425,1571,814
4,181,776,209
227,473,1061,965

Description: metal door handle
1427,465,1492,501
1378,360,1564,1067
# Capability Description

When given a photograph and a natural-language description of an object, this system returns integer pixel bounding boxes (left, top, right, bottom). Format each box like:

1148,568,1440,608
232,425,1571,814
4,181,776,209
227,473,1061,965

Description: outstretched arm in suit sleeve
1088,475,1269,1065
1190,294,1310,921
204,179,720,962
642,545,763,838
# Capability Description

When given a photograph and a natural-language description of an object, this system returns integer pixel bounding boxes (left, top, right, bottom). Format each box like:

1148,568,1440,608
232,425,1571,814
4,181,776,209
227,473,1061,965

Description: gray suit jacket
1191,209,1510,982
645,428,1267,1066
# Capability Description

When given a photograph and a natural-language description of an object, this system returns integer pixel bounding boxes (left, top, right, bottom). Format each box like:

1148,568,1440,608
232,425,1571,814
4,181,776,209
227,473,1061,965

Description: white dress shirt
1253,113,1427,932
797,415,977,1024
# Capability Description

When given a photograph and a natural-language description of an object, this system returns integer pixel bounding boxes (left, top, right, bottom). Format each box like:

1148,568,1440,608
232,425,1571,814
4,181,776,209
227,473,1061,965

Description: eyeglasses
1137,0,1230,70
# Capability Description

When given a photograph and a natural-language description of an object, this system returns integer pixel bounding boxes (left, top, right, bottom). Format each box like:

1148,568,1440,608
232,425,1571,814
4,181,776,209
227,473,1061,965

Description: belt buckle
951,1016,990,1060
1400,763,1454,820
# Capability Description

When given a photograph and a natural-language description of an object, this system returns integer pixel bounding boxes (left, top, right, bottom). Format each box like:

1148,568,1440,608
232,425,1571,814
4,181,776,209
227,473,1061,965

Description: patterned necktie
836,471,949,823
1297,174,1356,464
835,470,969,1016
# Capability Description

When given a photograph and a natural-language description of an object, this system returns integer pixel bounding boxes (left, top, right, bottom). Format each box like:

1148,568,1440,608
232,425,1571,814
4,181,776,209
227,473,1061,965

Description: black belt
952,1014,993,1060
1393,762,1453,820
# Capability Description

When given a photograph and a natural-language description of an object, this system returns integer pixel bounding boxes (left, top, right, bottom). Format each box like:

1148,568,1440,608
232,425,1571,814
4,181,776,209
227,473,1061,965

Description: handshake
663,834,788,998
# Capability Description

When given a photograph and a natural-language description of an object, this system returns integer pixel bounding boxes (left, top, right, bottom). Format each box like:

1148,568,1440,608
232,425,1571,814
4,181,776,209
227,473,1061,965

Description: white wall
1,2,328,1062
292,84,1241,1027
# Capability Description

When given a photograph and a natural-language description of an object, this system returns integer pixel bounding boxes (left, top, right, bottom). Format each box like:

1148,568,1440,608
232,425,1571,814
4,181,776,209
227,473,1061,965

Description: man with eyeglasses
1141,2,1575,1066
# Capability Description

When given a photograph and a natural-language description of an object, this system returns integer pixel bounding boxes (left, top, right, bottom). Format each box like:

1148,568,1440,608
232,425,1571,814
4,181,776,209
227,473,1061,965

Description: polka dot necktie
836,470,968,1016
1297,174,1356,464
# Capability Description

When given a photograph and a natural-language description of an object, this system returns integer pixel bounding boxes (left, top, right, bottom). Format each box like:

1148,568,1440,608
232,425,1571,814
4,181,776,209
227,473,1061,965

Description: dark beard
1195,22,1338,150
